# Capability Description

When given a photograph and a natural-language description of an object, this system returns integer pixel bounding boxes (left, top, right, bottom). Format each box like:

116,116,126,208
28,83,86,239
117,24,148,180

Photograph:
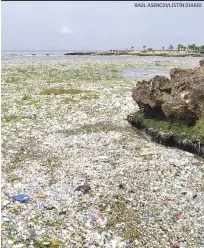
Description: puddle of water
121,68,170,78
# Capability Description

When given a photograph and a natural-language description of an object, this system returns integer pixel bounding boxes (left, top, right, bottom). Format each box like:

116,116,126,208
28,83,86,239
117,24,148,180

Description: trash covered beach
1,56,204,248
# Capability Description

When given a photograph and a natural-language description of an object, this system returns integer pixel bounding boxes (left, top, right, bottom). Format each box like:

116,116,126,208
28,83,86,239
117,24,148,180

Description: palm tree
143,45,146,51
200,45,204,53
192,44,196,52
169,45,174,50
162,47,165,50
177,44,182,51
131,46,134,51
188,45,192,51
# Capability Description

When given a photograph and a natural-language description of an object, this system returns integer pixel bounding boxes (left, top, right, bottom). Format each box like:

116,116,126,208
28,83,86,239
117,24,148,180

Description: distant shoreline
63,50,204,57
3,50,204,58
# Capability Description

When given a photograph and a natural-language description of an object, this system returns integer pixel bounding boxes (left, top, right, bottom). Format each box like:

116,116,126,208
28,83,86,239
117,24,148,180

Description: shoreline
64,51,204,57
5,51,204,58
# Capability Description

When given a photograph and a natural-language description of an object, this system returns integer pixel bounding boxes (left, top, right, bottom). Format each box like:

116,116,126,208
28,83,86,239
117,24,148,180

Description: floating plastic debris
139,150,154,156
11,193,30,203
36,193,48,199
74,184,91,194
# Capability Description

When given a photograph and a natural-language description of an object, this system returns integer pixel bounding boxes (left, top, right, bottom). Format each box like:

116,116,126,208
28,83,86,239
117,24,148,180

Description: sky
1,1,204,51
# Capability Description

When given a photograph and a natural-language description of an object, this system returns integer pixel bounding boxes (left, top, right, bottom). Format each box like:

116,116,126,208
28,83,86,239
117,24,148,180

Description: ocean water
1,50,105,63
1,50,201,72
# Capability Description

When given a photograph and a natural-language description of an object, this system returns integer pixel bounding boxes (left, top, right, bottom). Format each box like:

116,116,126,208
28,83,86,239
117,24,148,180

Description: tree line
129,45,204,52
168,44,204,52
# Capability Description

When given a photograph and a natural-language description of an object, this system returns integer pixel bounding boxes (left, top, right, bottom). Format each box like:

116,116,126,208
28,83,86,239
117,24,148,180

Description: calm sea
1,50,106,63
1,50,201,67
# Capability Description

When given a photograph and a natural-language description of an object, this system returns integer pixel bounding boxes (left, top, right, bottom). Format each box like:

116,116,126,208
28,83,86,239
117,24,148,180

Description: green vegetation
33,236,65,248
126,44,204,53
106,197,141,240
44,221,62,227
131,111,204,142
63,122,127,136
6,175,22,183
81,94,99,100
39,87,93,95
62,97,78,104
169,45,174,50
2,114,33,124
2,104,9,114
47,157,58,175
3,114,21,123
30,99,40,106
171,43,204,52
22,94,31,100
186,44,204,52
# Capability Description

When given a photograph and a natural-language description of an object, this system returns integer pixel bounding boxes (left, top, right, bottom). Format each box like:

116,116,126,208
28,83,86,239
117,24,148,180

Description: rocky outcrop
132,61,204,125
64,51,128,56
129,60,204,157
64,52,94,55
199,59,204,67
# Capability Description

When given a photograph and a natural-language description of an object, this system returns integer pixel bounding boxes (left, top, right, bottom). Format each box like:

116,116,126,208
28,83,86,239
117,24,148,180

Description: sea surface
1,50,104,63
2,50,201,78
1,50,201,65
